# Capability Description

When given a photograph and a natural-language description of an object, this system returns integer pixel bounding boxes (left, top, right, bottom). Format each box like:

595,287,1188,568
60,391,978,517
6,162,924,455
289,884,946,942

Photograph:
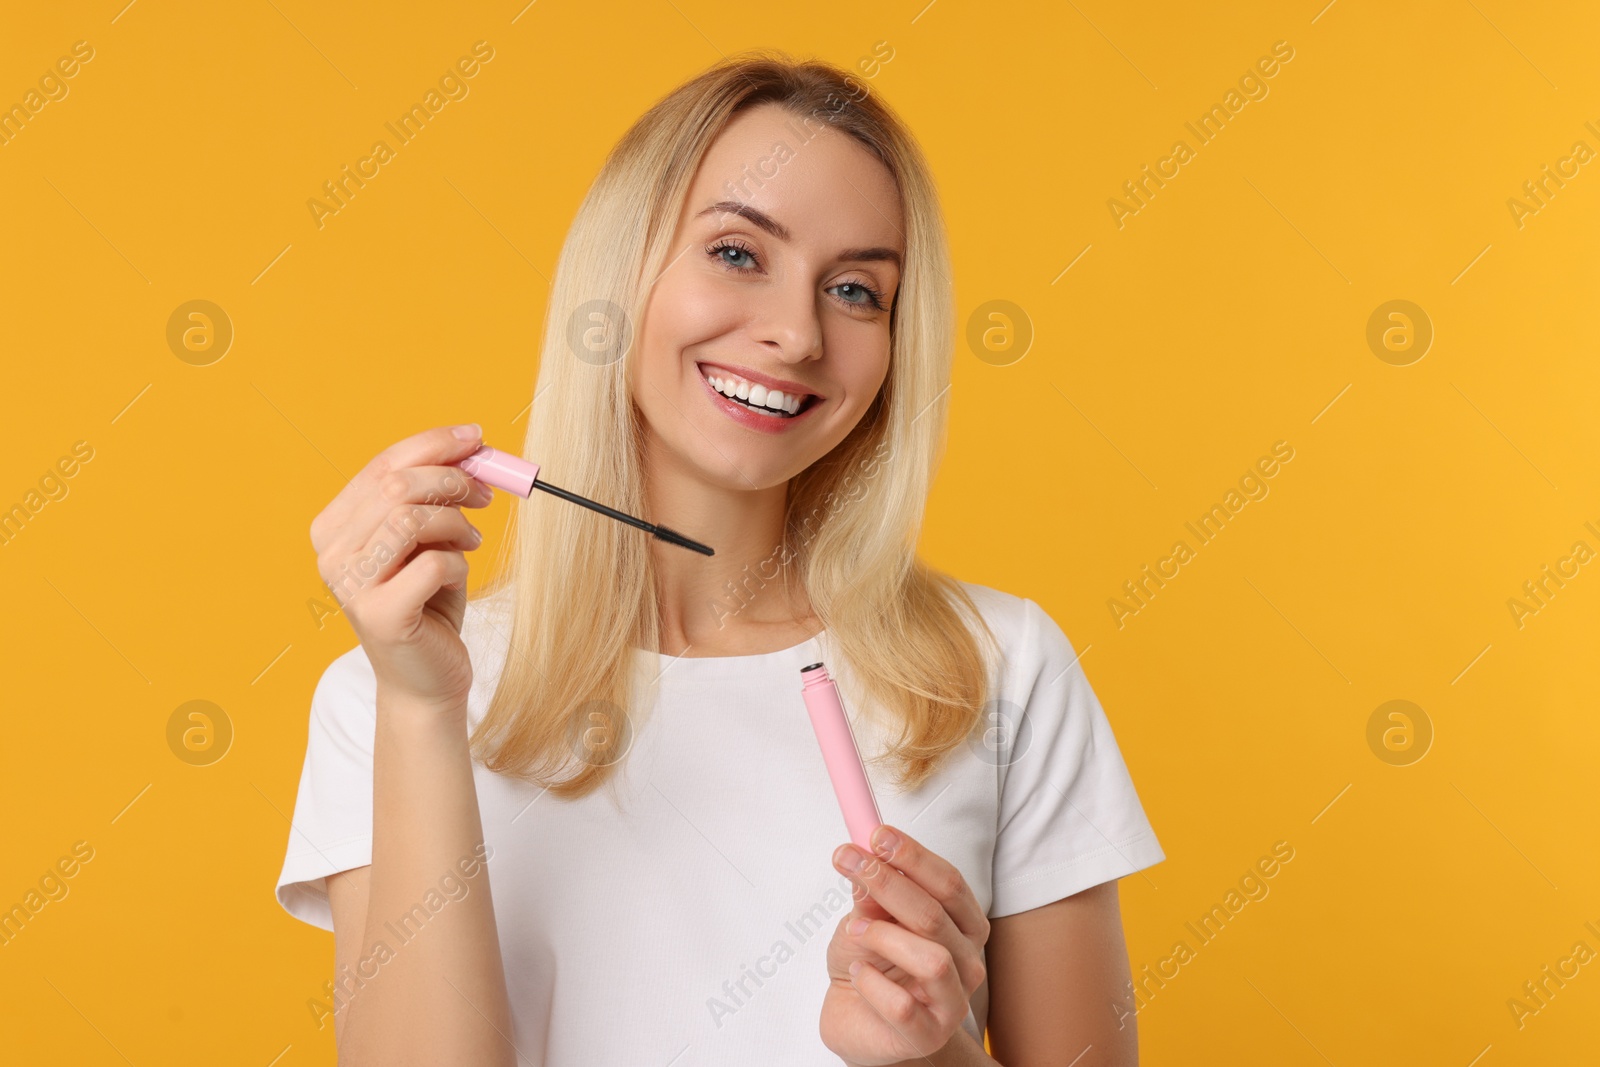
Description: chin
694,442,810,492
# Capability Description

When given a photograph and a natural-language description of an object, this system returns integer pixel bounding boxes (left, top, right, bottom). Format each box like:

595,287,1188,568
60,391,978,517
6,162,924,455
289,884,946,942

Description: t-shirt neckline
647,628,827,664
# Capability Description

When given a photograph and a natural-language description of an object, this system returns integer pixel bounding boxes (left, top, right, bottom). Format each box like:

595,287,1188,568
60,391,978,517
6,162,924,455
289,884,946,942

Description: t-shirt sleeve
988,597,1165,917
273,643,378,932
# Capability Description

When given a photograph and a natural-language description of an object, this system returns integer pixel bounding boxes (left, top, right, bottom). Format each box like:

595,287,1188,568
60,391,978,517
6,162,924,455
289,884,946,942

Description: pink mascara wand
458,445,714,557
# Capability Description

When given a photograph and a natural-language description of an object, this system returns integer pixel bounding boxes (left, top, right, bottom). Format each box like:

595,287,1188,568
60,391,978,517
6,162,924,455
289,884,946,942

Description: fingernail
468,525,482,545
452,423,481,441
849,960,862,977
848,918,869,936
871,826,899,858
835,845,865,872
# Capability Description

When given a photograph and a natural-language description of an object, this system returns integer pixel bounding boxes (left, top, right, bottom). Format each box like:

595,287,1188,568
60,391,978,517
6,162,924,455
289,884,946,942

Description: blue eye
706,239,759,271
832,282,887,310
704,240,891,314
710,241,757,270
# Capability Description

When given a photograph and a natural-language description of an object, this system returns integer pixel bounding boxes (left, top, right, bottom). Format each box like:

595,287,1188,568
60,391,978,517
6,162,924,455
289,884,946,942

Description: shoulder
310,640,376,730
950,579,1071,660
949,579,1083,698
949,579,1030,640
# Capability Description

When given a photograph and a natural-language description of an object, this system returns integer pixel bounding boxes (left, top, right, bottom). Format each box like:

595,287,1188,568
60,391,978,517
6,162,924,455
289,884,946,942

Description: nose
751,273,823,364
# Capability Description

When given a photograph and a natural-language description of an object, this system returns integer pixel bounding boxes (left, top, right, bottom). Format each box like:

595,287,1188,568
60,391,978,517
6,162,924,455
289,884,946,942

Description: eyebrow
695,200,902,269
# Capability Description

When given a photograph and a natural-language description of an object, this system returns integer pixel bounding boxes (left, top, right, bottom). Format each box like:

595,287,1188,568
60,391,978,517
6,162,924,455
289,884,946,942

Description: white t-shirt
275,580,1164,1064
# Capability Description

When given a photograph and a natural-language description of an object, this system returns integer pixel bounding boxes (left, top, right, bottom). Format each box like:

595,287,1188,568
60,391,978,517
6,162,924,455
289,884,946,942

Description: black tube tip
801,662,825,673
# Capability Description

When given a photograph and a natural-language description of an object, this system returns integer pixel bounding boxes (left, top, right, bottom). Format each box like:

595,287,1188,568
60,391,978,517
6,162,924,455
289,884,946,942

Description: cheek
635,286,687,392
829,329,892,404
634,274,728,411
647,269,738,355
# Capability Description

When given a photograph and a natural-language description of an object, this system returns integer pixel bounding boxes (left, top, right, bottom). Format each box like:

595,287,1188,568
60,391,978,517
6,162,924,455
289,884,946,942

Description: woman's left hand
820,824,991,1067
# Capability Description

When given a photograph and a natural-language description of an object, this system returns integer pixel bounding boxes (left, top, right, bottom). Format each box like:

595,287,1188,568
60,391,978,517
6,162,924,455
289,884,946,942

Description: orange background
2,1,1596,1063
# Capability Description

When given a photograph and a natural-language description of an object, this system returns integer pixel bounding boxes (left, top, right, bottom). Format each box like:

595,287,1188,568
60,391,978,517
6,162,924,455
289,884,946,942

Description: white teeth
702,366,811,418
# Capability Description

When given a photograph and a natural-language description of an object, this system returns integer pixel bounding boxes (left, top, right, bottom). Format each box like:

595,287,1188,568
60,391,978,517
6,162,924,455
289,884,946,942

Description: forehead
683,103,905,256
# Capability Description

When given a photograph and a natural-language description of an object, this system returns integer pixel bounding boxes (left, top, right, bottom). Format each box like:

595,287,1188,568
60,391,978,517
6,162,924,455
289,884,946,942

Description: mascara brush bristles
650,524,715,557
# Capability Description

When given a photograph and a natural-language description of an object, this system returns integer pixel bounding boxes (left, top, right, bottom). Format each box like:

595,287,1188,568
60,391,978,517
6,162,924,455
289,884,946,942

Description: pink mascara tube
801,661,882,852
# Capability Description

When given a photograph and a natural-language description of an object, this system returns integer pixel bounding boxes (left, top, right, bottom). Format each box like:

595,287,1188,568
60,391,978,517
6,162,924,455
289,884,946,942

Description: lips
696,364,823,434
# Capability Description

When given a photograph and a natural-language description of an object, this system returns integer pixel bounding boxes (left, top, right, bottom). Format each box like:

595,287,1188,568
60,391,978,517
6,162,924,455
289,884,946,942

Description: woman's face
633,101,905,491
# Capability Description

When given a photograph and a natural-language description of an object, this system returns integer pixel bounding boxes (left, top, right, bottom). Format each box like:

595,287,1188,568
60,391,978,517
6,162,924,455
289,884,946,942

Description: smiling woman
276,48,1163,1067
634,103,904,458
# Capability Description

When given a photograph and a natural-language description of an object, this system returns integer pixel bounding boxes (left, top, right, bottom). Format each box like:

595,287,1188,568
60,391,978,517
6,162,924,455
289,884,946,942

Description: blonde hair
469,48,998,799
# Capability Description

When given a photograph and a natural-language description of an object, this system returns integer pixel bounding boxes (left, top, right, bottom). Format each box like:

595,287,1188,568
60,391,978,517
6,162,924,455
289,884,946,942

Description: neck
643,443,807,650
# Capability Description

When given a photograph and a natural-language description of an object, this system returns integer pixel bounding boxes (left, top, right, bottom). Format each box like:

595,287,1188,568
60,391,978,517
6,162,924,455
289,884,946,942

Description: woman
277,50,1164,1066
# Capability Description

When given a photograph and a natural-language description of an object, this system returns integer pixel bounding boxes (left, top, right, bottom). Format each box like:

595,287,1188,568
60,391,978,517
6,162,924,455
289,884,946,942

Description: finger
835,844,956,945
835,844,985,993
367,423,485,490
832,844,895,923
313,424,484,550
328,465,494,561
374,548,469,635
382,464,497,511
848,918,966,1013
343,504,480,594
845,878,894,922
869,826,990,948
828,912,897,983
847,960,943,1055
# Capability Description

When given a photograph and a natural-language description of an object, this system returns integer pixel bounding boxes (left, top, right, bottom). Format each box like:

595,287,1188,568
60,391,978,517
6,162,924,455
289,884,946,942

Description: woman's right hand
310,423,497,712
